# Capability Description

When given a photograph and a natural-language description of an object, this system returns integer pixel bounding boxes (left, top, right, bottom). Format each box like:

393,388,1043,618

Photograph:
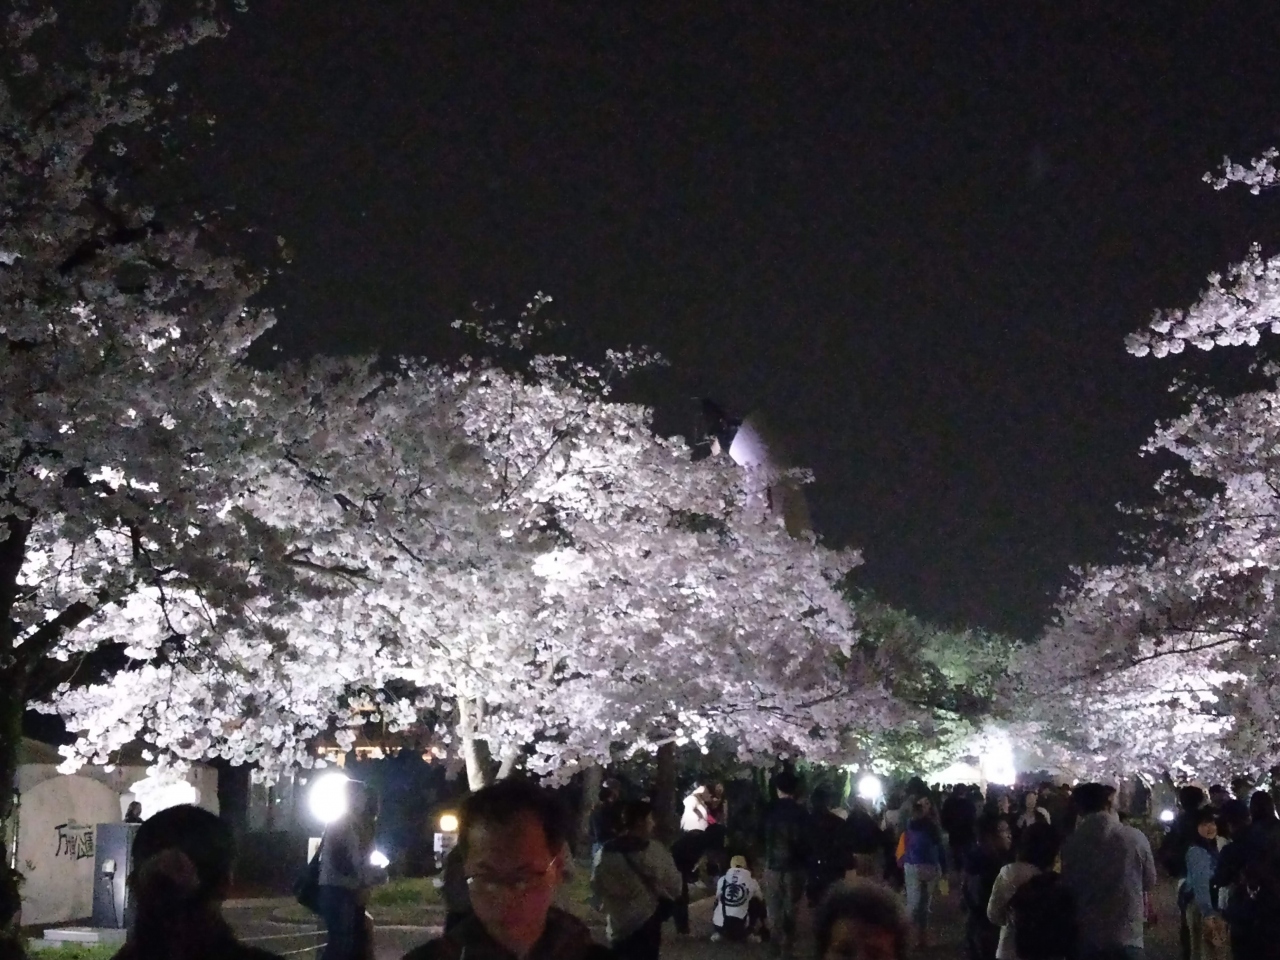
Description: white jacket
712,867,762,926
987,861,1043,960
681,792,709,832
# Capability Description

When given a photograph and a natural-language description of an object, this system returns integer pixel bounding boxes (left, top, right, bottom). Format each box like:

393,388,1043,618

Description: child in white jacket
712,855,766,942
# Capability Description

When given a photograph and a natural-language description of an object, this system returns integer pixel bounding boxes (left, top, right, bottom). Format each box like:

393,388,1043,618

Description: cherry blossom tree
49,349,887,792
0,0,309,932
1022,150,1280,777
6,25,895,927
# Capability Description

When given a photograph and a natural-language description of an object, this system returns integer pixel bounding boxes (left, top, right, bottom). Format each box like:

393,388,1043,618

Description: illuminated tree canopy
0,3,911,833
1020,150,1280,777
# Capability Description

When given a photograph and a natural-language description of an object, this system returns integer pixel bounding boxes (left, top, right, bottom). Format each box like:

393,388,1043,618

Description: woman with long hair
112,804,279,960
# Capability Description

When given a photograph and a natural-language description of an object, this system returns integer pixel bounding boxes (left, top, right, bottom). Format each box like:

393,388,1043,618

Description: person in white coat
711,855,766,942
681,785,711,833
986,822,1062,960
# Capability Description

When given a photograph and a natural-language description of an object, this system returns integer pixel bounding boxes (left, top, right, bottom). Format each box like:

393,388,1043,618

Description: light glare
308,773,350,824
857,775,882,802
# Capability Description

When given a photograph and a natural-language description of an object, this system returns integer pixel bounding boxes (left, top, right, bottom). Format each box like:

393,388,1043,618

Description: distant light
369,849,390,868
979,735,1018,787
308,773,350,824
127,776,199,819
1159,809,1176,824
438,812,459,833
857,775,883,802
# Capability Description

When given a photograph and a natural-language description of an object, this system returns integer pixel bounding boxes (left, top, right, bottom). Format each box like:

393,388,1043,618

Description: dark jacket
402,907,613,960
1215,816,1280,946
807,809,854,884
941,794,977,848
846,806,883,855
962,845,1007,921
441,844,470,918
763,797,810,872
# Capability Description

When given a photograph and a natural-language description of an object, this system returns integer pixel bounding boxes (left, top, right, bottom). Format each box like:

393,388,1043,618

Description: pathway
225,880,1185,960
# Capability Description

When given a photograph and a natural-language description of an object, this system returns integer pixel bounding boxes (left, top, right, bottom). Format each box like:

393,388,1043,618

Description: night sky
165,2,1280,636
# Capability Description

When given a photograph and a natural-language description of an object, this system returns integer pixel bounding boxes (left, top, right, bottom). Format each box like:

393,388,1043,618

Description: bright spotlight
369,849,390,868
1159,809,1176,824
979,736,1018,787
857,775,883,802
438,812,459,833
308,773,350,824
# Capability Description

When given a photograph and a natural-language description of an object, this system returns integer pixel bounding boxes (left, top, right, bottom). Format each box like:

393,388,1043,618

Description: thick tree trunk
0,677,25,945
456,697,492,792
574,762,603,855
653,741,679,843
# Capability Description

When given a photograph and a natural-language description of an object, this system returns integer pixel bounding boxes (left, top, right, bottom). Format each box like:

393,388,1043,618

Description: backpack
293,837,324,913
1010,872,1076,960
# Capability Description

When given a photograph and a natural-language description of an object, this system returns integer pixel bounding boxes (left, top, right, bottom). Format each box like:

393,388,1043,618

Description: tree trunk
456,697,492,792
574,762,603,855
0,676,25,944
654,741,679,843
0,517,29,943
494,744,519,781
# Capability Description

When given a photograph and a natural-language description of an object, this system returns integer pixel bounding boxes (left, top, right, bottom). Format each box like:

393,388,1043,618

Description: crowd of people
95,771,1280,960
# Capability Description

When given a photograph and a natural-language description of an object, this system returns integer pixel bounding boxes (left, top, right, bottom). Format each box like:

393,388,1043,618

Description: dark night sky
165,1,1280,636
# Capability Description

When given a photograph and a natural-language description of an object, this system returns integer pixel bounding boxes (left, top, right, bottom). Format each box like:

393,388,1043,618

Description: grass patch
28,945,118,960
272,878,445,926
369,877,443,909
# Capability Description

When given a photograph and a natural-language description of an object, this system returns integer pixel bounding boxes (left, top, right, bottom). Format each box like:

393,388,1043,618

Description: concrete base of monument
33,926,128,948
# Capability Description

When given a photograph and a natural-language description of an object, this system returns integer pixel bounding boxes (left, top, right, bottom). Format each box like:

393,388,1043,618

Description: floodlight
857,775,882,802
369,849,390,868
308,773,350,824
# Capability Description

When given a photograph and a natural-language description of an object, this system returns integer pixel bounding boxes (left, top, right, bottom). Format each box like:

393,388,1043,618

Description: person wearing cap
712,855,767,943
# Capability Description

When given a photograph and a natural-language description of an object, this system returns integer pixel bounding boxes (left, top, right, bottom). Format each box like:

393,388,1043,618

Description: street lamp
434,811,460,872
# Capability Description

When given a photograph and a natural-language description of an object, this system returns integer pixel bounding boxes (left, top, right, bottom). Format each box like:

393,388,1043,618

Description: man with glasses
402,778,613,960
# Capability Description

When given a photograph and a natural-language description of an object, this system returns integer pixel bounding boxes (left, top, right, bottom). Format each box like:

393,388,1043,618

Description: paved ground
226,880,1185,960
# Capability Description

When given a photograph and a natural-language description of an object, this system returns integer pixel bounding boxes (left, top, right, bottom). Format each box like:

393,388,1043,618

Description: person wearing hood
402,779,611,960
592,800,683,960
712,855,766,943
